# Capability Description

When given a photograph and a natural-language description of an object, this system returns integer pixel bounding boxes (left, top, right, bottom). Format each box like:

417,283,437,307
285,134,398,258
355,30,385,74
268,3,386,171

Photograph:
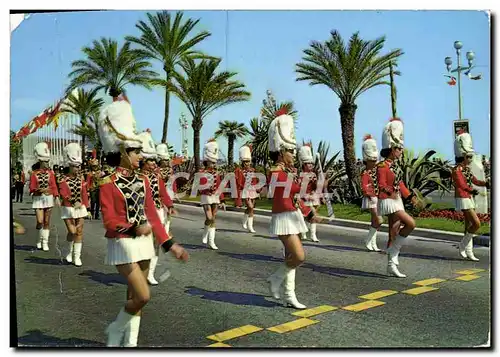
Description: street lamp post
444,41,475,120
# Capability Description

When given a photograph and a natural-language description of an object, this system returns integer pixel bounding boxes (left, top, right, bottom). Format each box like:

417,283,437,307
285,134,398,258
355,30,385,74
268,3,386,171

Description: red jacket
361,169,377,198
377,160,410,200
58,174,90,208
234,166,260,206
267,165,312,216
197,168,224,200
99,167,170,244
452,164,487,198
146,169,174,209
159,167,178,194
29,169,59,197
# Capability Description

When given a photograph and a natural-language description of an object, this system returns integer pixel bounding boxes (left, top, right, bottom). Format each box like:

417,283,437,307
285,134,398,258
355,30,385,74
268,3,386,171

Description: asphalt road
13,201,491,348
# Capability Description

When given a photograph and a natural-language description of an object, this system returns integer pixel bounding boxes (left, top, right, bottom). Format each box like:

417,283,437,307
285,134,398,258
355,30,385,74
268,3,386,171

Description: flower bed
417,209,491,223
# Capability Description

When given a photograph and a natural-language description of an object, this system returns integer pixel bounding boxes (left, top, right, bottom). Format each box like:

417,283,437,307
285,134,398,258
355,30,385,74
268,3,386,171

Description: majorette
29,142,59,251
298,143,321,242
452,130,489,261
377,118,417,278
266,107,308,310
360,134,383,252
86,153,103,220
156,143,177,236
58,143,90,266
97,98,188,347
198,138,224,250
235,144,259,233
138,130,175,285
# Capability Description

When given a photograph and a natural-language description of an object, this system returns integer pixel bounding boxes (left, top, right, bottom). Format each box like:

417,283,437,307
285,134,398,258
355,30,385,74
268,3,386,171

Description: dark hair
63,166,70,175
32,162,40,170
105,152,121,168
380,148,391,159
269,151,279,163
362,160,367,166
455,156,465,164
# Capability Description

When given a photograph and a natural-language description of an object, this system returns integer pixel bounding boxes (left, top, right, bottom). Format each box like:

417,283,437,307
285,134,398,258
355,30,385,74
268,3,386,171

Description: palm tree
167,57,251,170
389,61,398,118
10,130,23,167
215,121,249,168
126,11,211,143
296,30,403,195
67,38,158,99
60,88,104,161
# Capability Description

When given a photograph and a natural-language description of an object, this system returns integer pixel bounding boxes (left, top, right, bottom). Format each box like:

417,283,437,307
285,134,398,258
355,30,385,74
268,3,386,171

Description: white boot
310,223,319,242
202,225,209,244
208,227,218,250
42,229,50,251
458,233,470,259
464,234,479,261
73,242,83,267
283,268,307,309
267,264,289,300
242,214,248,229
105,308,133,347
123,314,141,347
387,260,407,278
36,229,43,249
65,241,74,263
364,227,376,251
370,229,381,252
247,216,256,233
302,223,310,240
148,256,159,285
387,235,406,266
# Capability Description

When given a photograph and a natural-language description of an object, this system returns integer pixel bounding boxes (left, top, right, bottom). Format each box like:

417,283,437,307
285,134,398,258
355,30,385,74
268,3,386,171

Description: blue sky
10,10,490,161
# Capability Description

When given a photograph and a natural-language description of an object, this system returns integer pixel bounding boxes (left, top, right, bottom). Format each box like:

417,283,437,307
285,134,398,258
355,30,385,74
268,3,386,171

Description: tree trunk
192,118,202,171
228,135,234,169
161,74,171,143
338,102,358,198
389,62,397,118
81,135,86,162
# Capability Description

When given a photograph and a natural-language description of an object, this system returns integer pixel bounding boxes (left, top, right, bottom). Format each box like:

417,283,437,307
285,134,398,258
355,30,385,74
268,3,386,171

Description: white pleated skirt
270,209,309,236
104,234,156,266
61,205,88,220
455,198,476,211
200,194,220,205
378,196,405,216
361,196,378,210
242,189,259,200
32,195,54,209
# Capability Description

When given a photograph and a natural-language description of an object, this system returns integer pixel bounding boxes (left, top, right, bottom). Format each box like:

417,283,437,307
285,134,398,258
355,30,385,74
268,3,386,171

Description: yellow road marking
206,325,263,342
342,300,385,312
267,318,319,333
402,286,439,295
292,305,338,318
456,269,486,275
359,290,398,300
456,274,481,281
207,342,231,347
413,278,447,286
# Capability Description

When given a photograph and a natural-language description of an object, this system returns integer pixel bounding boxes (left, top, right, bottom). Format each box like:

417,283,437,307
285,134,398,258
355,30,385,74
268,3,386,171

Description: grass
180,196,490,235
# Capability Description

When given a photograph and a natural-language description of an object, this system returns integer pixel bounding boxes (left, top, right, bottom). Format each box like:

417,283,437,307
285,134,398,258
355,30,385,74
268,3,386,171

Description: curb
176,200,490,248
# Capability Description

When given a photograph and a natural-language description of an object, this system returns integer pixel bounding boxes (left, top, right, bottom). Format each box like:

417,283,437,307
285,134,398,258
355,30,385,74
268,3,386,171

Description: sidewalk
176,200,490,248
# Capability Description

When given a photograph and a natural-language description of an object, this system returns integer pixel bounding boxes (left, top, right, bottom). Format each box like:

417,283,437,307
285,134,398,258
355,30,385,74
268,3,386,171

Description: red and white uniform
99,167,171,265
30,168,59,209
301,168,320,207
268,165,310,235
361,168,378,209
199,168,224,205
376,159,411,216
235,166,259,201
58,174,90,219
452,164,486,211
147,168,174,223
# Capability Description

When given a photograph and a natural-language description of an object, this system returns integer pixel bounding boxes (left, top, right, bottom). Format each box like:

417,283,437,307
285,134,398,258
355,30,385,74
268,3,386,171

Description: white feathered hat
381,118,404,150
362,134,378,161
34,142,50,162
137,129,157,160
454,130,475,158
298,143,313,164
156,143,171,161
239,145,252,161
203,139,219,163
268,107,296,152
97,99,142,154
63,143,82,166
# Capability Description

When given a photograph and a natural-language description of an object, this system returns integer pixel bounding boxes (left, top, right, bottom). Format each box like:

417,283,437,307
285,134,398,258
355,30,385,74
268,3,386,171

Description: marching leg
387,235,407,278
247,216,256,233
267,264,289,300
364,227,376,251
73,242,83,267
282,268,306,309
208,227,218,250
147,256,159,285
36,229,43,249
42,229,50,251
65,241,74,263
106,307,134,347
458,233,469,259
123,314,141,347
309,223,319,242
202,225,209,244
464,233,479,261
242,213,249,229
